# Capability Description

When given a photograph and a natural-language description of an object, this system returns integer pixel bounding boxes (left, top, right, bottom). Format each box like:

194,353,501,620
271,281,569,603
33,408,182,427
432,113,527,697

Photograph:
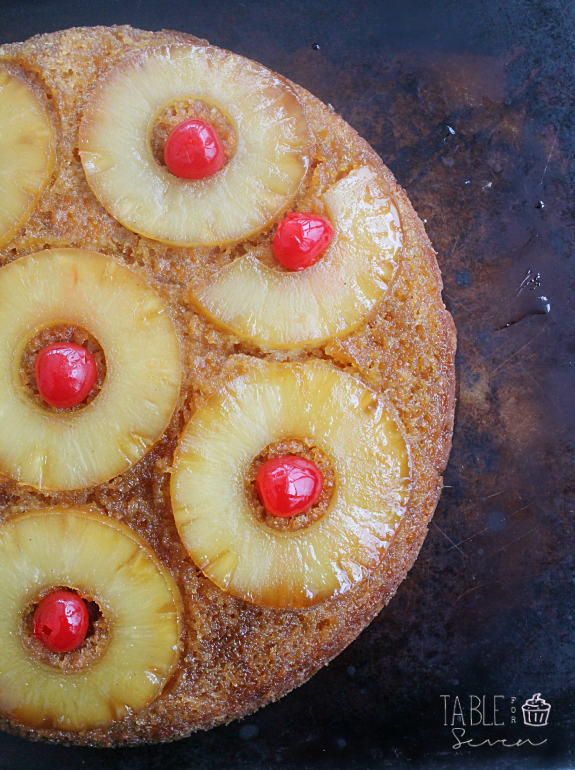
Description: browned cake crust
0,26,456,746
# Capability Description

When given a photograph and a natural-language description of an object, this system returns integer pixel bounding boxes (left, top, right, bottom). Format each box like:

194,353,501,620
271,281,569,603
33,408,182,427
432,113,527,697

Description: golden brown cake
0,25,456,746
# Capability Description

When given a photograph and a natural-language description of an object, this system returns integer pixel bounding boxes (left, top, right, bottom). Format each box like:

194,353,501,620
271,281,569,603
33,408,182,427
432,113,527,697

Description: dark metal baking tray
1,1,574,767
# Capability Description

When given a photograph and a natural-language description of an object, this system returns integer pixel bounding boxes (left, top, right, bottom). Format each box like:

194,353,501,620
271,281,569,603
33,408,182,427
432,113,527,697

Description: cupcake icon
522,693,551,726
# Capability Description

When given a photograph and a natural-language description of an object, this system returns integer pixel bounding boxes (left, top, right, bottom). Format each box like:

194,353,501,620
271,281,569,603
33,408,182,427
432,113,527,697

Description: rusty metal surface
1,1,574,768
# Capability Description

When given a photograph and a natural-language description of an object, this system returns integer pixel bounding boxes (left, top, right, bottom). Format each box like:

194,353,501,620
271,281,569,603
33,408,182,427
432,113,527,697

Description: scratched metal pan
0,1,573,768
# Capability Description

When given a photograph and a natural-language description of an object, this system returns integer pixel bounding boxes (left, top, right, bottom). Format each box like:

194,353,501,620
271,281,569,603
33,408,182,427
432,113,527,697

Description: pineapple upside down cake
0,26,456,745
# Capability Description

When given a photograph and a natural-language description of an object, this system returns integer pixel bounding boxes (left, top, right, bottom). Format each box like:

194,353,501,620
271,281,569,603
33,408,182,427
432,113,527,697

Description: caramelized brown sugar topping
0,26,455,746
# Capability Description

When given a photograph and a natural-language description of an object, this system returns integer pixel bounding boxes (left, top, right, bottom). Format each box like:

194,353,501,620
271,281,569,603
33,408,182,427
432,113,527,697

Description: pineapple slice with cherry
0,507,183,732
171,361,411,609
0,248,181,490
79,44,310,247
189,166,403,348
0,68,55,246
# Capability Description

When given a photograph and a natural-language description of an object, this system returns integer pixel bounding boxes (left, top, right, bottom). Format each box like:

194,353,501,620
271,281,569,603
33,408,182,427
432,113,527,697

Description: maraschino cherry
256,455,323,518
273,212,334,271
32,590,89,653
35,343,97,409
164,118,225,179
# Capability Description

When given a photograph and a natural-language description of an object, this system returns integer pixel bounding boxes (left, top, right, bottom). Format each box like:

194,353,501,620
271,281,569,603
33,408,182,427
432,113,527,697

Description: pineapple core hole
150,98,237,171
21,588,109,672
20,324,106,412
246,439,335,533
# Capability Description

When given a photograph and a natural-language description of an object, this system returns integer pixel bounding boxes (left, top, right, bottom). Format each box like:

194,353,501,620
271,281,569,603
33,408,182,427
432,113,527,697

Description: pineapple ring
0,507,183,732
171,361,411,609
0,68,55,246
189,166,403,348
79,45,310,247
0,248,181,490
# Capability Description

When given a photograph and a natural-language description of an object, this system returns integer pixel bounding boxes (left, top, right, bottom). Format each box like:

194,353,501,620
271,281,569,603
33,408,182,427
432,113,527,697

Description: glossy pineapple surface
0,248,182,490
79,45,310,247
191,167,403,348
0,68,55,246
0,507,182,731
171,361,411,609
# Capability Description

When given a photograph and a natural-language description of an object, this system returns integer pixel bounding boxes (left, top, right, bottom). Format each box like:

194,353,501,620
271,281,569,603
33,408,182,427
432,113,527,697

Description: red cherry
164,119,225,179
273,212,334,271
32,590,89,653
35,343,97,409
255,456,323,518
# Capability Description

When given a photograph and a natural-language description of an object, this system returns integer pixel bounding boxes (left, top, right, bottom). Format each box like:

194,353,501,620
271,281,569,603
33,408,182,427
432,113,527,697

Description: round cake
0,25,456,746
